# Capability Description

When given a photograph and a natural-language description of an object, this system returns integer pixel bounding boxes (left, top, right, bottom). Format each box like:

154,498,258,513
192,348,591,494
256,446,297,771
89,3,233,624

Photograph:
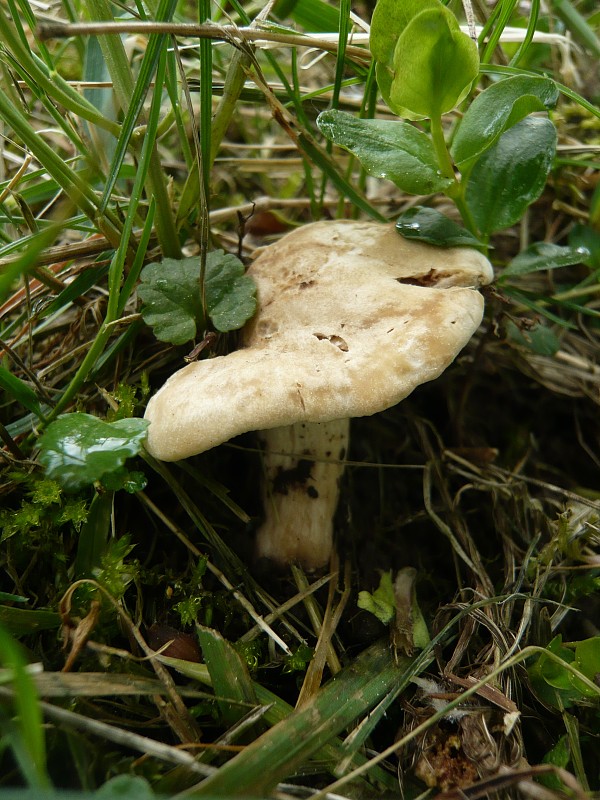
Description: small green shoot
357,570,396,625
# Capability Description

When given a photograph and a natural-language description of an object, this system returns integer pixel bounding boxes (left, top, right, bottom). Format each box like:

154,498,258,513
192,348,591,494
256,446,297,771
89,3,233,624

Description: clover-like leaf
317,110,452,195
389,5,479,120
139,252,257,345
465,116,557,235
204,251,258,332
395,206,484,247
502,242,590,278
38,413,149,492
452,75,559,170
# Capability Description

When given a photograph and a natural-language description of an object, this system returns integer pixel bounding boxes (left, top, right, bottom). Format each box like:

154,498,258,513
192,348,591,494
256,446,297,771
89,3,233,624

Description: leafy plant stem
430,115,455,182
429,115,481,236
454,188,482,240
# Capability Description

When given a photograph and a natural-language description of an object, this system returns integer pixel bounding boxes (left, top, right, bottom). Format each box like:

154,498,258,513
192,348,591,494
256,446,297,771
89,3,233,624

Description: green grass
0,0,599,797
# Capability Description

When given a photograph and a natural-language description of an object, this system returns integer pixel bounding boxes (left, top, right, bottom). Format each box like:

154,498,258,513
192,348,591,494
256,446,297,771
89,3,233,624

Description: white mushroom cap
144,220,492,461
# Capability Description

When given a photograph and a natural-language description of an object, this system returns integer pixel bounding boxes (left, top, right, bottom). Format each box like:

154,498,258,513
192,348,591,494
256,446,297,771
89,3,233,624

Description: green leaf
96,775,155,800
197,625,258,728
502,242,590,277
370,0,438,66
370,0,438,116
138,251,257,345
573,637,600,696
38,413,149,492
452,75,559,168
0,366,44,421
568,223,600,269
274,0,340,32
317,111,452,195
138,257,204,345
465,116,557,235
0,606,60,636
357,571,396,625
388,5,479,120
395,206,484,247
505,320,560,357
205,251,257,333
539,735,571,790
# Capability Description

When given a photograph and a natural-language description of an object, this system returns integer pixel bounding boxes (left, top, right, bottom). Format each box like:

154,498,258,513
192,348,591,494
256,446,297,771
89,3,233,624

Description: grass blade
184,639,410,796
0,626,49,789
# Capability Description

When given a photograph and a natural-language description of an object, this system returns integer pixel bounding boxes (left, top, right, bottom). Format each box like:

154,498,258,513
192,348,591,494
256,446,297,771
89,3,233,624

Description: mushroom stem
255,419,350,570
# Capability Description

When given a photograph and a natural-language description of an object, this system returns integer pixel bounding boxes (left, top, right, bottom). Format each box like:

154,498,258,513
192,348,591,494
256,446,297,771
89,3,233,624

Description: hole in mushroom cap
313,333,349,351
396,270,454,287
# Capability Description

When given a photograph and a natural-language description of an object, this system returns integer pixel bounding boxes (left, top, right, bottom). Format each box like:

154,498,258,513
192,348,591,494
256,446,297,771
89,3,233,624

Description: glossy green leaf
465,116,557,235
316,110,452,194
370,0,438,116
38,413,149,492
0,367,44,421
395,206,484,247
139,252,257,345
568,223,600,269
388,6,479,119
502,242,590,277
452,75,559,168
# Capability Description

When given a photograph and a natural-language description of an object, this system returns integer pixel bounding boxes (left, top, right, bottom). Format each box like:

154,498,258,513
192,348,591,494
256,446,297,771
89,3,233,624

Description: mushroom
144,220,493,570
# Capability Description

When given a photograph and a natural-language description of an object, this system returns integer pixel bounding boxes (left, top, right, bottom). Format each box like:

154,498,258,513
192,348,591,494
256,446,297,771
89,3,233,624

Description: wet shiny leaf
38,413,149,492
503,242,590,277
317,110,451,194
465,116,557,234
395,206,484,247
452,75,558,169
